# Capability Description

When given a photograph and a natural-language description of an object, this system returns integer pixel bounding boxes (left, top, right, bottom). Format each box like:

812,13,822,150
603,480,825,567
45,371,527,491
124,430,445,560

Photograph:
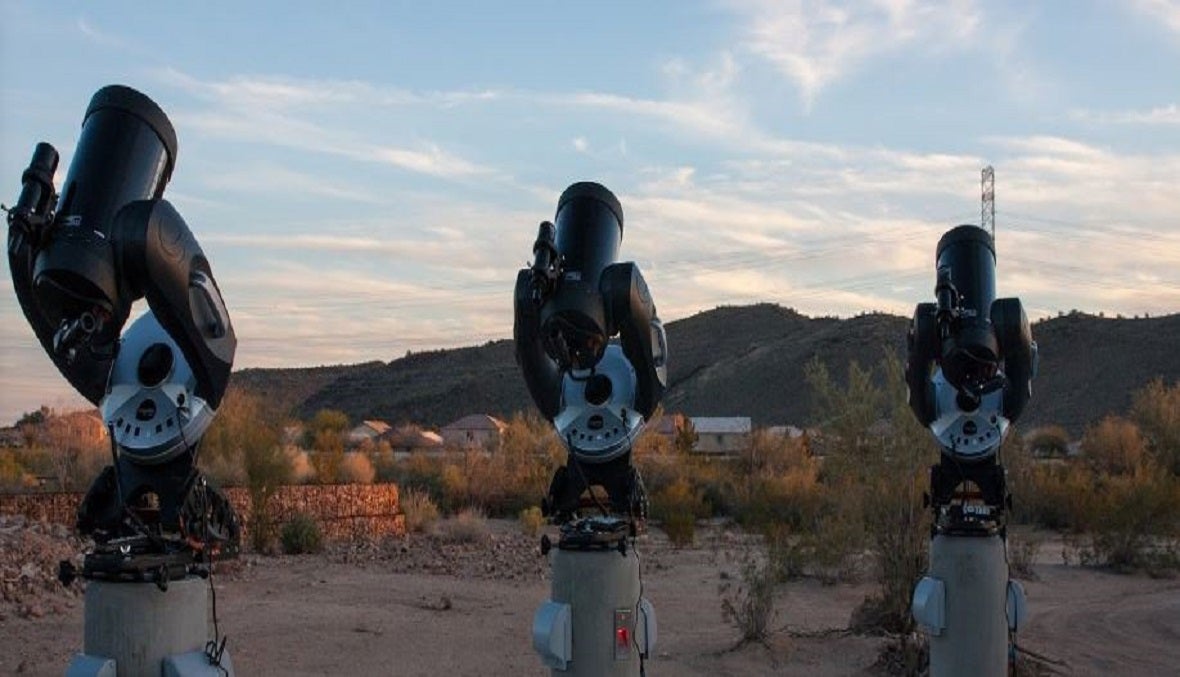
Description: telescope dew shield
541,182,625,370
33,85,178,324
935,225,999,391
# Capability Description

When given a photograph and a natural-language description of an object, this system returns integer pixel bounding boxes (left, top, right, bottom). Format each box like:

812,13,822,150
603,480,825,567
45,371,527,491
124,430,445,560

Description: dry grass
432,507,491,544
337,452,376,484
401,489,440,534
518,506,545,537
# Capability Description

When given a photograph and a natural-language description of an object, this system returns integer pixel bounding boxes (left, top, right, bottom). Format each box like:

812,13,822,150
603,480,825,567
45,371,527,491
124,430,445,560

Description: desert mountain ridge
233,304,1180,435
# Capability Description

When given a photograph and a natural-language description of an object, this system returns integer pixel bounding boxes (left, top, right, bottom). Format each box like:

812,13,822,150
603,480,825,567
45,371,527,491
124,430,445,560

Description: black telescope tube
537,182,625,370
935,225,999,390
935,225,996,324
31,86,177,329
55,85,177,237
554,181,623,290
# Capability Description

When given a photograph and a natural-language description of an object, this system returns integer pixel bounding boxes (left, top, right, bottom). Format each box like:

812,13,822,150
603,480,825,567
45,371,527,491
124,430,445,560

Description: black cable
634,540,647,676
565,433,610,518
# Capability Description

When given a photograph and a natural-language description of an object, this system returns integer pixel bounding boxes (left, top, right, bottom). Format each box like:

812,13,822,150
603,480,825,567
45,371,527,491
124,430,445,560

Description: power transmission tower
981,165,995,243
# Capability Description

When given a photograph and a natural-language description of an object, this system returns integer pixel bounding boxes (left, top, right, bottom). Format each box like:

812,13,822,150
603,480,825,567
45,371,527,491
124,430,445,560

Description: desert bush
1071,468,1180,573
308,409,348,484
651,477,709,547
433,507,491,544
805,354,931,633
382,413,562,517
388,453,446,500
731,466,827,534
1025,425,1071,458
439,463,469,510
1007,532,1042,580
401,488,441,534
337,452,376,484
1011,461,1093,530
762,518,861,585
1082,416,1148,476
519,506,545,536
1132,379,1180,475
286,448,317,484
0,452,36,491
280,513,324,554
719,548,777,645
34,412,109,491
204,388,291,552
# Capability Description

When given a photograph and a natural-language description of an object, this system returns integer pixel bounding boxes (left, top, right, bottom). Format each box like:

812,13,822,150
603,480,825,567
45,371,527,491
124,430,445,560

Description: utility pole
981,165,995,244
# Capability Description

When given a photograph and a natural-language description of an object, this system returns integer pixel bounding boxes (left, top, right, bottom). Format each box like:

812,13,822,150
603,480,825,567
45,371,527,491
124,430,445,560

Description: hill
234,305,1180,435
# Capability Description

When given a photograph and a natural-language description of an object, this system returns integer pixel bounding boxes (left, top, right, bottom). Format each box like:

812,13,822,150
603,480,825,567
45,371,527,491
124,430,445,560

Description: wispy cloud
1071,104,1180,126
76,17,128,49
160,69,498,179
1131,0,1180,34
729,0,980,109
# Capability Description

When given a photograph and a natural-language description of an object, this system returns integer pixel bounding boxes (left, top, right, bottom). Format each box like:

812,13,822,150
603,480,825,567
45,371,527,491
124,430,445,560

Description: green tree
201,387,291,551
804,353,931,633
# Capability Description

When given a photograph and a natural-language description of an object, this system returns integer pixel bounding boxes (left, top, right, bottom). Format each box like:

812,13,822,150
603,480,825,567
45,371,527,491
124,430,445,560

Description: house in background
385,425,445,457
690,416,752,456
766,425,806,439
441,414,508,451
646,413,686,440
347,420,391,446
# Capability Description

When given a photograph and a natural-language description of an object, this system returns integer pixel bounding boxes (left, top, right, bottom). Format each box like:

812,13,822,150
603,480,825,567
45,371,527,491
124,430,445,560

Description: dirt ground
2,520,1178,676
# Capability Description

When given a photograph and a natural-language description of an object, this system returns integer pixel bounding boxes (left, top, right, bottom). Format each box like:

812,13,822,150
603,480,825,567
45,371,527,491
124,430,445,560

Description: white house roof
766,425,806,438
360,420,392,435
442,414,507,432
691,417,752,434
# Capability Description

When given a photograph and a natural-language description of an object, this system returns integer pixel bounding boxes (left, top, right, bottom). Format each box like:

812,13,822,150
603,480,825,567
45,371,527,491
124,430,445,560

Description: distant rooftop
691,417,752,434
442,414,507,432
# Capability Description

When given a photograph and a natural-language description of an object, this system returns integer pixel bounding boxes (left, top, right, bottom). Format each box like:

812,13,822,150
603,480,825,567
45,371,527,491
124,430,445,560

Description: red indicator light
616,627,630,647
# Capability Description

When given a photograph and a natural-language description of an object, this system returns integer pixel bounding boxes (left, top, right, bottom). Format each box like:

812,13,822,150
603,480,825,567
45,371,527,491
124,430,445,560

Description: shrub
286,448,317,484
433,507,491,544
1007,532,1042,580
401,489,441,534
1131,379,1180,476
0,452,36,491
519,506,545,537
337,452,376,484
1025,425,1071,458
280,513,324,554
309,409,348,484
719,548,777,645
1072,468,1180,573
1082,416,1148,476
651,478,709,547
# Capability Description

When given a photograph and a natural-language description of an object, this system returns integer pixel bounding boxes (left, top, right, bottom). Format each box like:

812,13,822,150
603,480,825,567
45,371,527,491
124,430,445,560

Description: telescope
515,182,664,676
906,224,1036,677
7,85,238,675
515,181,666,523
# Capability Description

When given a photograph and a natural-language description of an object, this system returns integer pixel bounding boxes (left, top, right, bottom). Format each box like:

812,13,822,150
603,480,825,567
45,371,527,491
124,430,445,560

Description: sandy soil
2,522,1177,676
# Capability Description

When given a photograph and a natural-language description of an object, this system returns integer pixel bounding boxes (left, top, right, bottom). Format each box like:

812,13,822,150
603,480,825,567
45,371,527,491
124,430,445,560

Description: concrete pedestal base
926,535,1008,677
541,547,651,676
65,577,234,677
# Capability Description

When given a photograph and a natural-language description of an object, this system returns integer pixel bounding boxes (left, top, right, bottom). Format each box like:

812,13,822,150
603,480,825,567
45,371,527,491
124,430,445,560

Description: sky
1,0,1178,423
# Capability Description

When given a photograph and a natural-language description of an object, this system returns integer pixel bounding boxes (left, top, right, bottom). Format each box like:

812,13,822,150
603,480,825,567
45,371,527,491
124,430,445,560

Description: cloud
1071,104,1180,126
1131,0,1180,34
201,164,389,203
76,17,128,49
159,69,498,180
729,0,981,109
